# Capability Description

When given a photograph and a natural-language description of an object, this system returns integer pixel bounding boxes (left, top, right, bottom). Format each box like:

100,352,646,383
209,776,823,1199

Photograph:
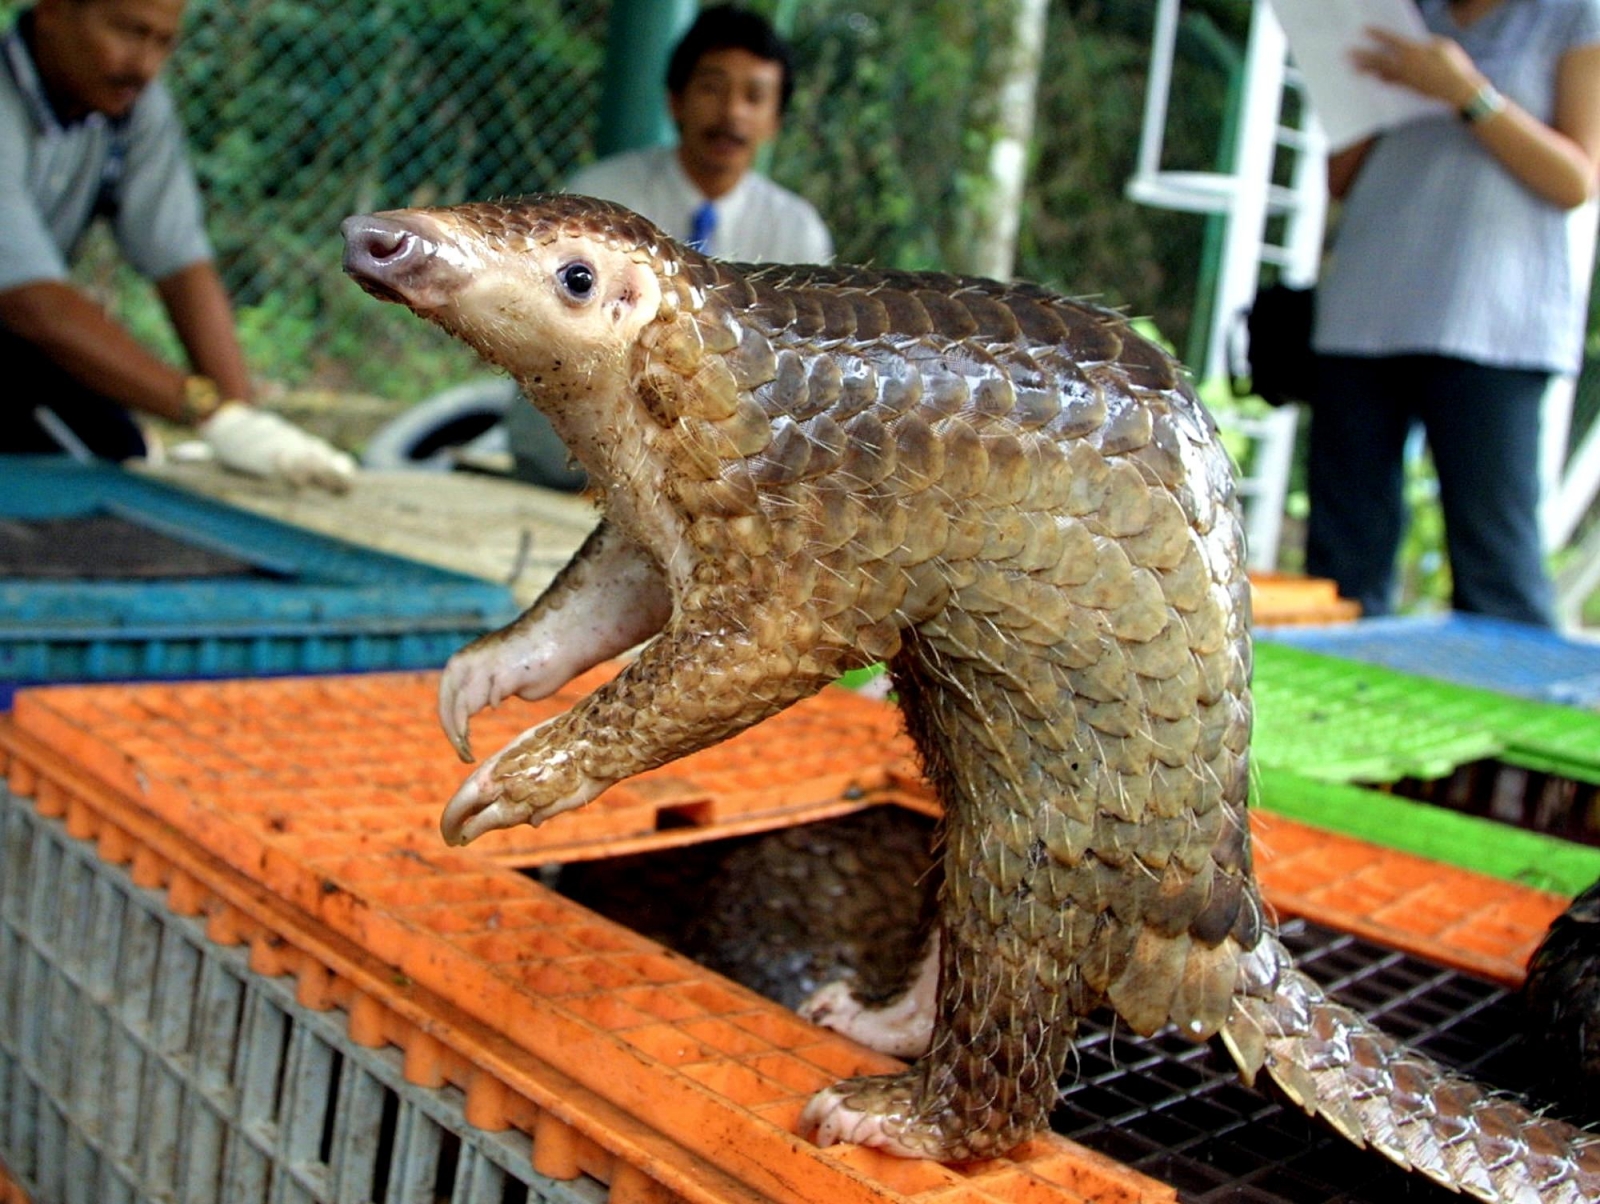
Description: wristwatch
1459,83,1505,125
179,374,223,425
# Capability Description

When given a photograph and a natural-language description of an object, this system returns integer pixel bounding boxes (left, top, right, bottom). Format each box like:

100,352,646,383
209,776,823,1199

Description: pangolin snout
340,213,465,309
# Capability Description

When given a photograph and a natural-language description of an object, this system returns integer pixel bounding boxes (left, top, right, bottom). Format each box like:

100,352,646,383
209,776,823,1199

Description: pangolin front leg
438,519,670,761
440,591,841,844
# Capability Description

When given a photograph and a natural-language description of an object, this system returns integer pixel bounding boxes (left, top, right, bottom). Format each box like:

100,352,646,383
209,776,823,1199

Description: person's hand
199,401,356,492
1351,27,1485,109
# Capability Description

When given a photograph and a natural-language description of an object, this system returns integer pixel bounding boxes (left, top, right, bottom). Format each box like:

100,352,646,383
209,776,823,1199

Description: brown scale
342,194,1600,1201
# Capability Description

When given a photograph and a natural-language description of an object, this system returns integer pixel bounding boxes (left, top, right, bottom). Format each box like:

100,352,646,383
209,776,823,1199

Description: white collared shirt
567,144,833,265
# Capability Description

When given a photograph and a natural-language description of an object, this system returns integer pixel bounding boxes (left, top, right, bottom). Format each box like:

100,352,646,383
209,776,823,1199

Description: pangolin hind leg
802,551,1259,1160
805,637,1100,1159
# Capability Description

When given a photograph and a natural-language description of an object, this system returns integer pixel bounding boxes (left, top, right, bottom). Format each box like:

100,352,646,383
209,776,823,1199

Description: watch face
1461,84,1504,123
183,376,221,423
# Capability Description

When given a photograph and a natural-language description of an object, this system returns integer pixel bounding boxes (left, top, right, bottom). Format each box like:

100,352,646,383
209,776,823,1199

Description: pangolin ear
605,261,661,328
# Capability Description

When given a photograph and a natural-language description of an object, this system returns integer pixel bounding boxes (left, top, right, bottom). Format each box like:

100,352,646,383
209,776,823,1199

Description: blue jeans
1305,353,1555,627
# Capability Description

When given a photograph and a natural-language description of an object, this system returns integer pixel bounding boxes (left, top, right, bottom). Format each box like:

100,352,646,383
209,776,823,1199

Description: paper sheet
1267,0,1450,149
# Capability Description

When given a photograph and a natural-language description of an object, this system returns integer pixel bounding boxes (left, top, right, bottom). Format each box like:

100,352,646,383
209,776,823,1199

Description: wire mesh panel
173,0,612,396
0,782,605,1204
1053,919,1562,1204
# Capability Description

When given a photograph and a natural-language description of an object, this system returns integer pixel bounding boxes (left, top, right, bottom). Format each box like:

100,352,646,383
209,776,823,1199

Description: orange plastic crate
1248,571,1361,629
0,669,1570,1202
1,674,1168,1204
0,1160,29,1204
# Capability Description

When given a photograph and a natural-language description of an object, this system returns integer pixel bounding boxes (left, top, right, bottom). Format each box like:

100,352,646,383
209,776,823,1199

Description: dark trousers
1,329,147,461
1305,353,1555,627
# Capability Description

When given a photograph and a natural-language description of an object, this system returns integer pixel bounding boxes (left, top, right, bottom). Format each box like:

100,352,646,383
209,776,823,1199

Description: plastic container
0,458,517,705
1252,641,1600,856
0,678,1172,1204
1246,571,1361,629
0,782,596,1204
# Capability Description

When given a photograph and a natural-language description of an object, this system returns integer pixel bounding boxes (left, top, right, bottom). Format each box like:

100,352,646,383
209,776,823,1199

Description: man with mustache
502,4,832,491
0,0,353,490
566,3,832,265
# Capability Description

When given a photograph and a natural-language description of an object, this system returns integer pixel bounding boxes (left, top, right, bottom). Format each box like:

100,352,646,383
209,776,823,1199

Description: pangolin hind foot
340,194,1600,1202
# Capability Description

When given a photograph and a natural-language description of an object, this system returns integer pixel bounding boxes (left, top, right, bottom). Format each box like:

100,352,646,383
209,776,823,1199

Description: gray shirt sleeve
0,78,68,291
112,81,212,282
0,75,210,293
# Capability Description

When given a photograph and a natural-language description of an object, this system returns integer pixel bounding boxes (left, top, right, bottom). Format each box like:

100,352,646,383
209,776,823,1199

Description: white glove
199,401,356,493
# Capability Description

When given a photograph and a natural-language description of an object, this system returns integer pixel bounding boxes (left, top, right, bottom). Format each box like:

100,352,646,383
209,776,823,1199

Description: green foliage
1018,2,1241,341
169,0,606,401
776,3,1013,271
772,0,1245,338
1398,450,1452,612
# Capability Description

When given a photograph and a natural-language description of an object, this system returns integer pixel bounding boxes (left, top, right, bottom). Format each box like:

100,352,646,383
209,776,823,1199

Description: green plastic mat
1253,642,1600,787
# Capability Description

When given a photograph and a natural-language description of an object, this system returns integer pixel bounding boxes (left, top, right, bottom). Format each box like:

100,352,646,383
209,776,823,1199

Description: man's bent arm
0,278,191,422
156,260,251,401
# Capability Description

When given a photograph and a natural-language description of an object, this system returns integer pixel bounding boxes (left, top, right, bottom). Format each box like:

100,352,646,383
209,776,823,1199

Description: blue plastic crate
0,458,518,704
1260,611,1600,708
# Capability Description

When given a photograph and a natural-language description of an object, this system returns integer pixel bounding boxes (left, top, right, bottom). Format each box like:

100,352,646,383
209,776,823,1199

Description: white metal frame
1128,0,1326,571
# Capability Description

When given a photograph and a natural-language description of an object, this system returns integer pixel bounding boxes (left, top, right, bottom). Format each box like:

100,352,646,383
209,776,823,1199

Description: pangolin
340,194,1600,1202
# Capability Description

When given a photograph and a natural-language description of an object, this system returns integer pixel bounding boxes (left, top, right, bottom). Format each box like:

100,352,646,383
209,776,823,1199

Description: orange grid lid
2,671,1170,1204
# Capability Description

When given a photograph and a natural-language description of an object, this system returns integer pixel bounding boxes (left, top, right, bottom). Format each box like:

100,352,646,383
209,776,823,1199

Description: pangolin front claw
439,788,529,847
438,718,601,845
437,649,514,763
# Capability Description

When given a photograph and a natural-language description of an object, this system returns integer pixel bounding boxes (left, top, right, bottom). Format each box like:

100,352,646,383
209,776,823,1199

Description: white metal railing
1127,0,1326,570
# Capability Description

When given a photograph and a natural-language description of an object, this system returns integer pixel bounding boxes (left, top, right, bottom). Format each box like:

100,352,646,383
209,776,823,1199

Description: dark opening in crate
1053,920,1563,1204
0,513,271,581
1375,759,1600,848
541,809,1580,1204
549,806,939,1012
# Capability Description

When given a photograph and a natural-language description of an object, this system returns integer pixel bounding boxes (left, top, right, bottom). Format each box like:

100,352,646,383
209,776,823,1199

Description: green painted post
1180,15,1245,378
593,0,699,158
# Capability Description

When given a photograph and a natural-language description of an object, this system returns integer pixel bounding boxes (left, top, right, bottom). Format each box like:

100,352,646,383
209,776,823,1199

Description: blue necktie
688,201,716,254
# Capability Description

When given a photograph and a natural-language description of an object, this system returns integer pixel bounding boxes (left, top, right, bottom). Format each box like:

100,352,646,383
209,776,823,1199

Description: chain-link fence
5,0,1245,404
162,0,613,399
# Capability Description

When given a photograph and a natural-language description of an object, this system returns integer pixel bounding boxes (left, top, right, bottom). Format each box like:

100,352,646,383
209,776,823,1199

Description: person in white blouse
1307,0,1600,626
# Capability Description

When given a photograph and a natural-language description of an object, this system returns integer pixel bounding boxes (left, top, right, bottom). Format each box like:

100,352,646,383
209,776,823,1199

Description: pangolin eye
557,261,597,302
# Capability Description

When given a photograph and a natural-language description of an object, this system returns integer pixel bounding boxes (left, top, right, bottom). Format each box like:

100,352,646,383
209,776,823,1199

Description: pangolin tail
1219,935,1600,1203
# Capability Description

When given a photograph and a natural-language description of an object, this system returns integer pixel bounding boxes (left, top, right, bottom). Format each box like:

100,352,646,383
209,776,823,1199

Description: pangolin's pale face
341,206,664,383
